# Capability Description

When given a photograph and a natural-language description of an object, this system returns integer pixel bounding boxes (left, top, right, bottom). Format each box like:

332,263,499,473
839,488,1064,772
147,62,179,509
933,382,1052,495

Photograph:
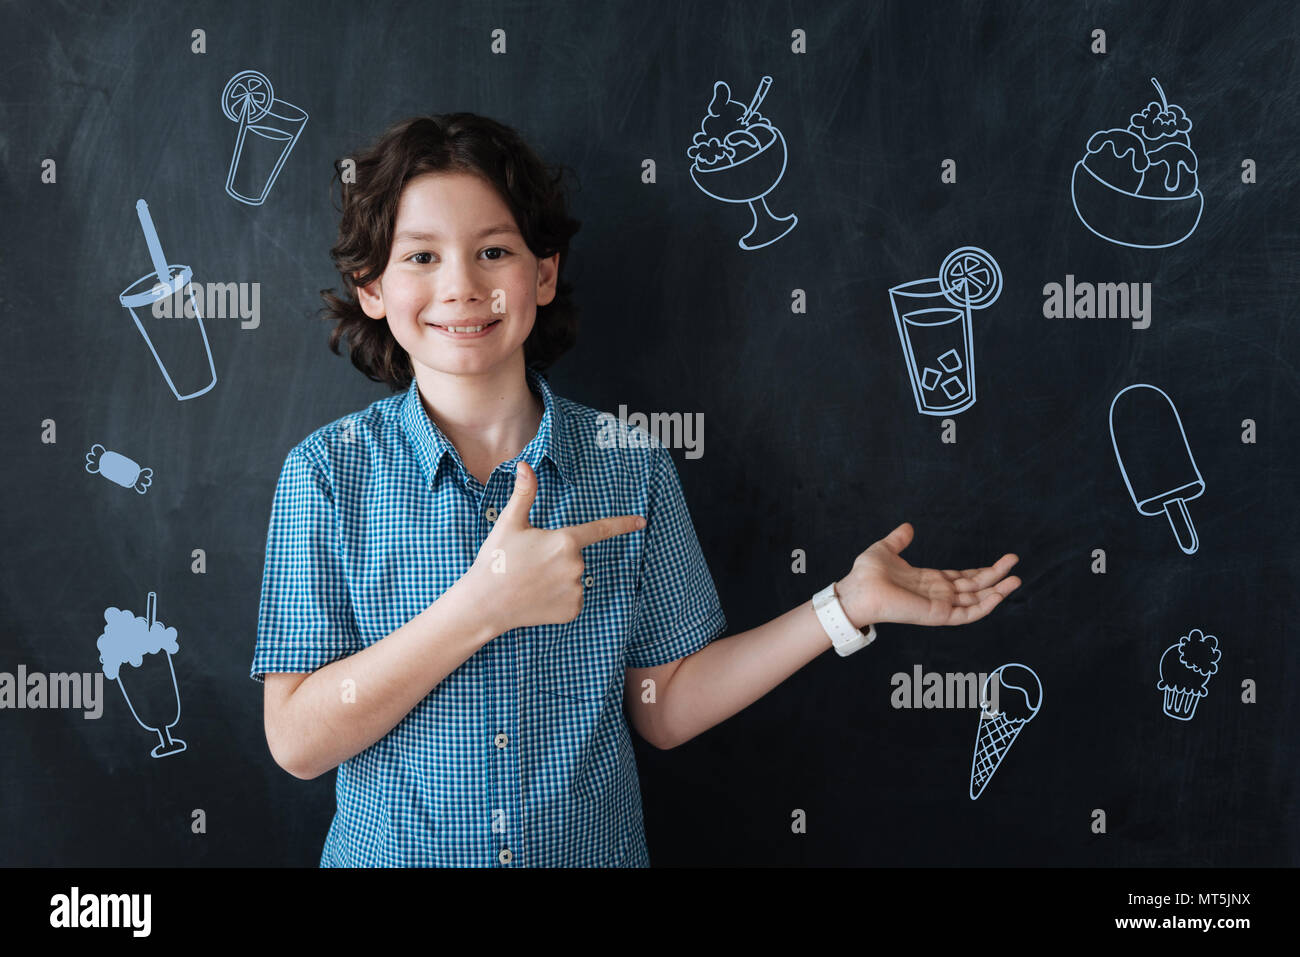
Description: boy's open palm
468,461,645,635
836,522,1021,628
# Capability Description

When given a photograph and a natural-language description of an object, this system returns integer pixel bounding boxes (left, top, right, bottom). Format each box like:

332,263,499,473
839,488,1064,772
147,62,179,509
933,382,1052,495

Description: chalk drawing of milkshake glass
96,592,187,758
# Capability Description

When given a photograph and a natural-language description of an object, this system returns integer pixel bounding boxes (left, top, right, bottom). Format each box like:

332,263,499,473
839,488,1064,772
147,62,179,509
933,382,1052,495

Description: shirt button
484,506,499,523
498,848,513,864
584,574,594,587
494,732,509,749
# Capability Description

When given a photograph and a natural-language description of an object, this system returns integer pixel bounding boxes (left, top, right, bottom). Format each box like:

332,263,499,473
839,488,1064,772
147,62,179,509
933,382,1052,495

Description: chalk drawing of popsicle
1109,383,1205,555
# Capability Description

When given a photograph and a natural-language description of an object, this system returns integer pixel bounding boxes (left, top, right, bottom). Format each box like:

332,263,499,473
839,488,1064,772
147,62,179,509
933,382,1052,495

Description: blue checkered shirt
251,366,725,867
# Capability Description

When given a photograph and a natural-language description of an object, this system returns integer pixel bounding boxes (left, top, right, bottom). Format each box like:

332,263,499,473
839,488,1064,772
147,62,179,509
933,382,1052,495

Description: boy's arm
624,599,828,751
622,659,685,749
634,523,1020,750
255,448,506,780
265,571,499,779
260,456,642,779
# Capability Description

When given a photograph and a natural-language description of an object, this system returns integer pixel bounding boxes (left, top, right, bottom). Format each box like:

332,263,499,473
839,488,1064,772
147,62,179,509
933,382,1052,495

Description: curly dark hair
321,113,582,390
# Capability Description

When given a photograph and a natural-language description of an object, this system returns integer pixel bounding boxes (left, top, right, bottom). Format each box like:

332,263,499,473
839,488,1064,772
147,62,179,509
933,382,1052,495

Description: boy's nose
436,258,490,302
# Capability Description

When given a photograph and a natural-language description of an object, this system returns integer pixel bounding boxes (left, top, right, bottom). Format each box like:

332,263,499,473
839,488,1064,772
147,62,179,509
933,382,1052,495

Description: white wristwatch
812,583,877,657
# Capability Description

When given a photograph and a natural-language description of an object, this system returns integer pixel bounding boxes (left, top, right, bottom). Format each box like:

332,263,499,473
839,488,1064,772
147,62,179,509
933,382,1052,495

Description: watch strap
812,583,877,656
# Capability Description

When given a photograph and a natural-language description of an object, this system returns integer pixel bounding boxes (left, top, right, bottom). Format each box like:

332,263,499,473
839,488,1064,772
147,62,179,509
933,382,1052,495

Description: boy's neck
412,358,545,471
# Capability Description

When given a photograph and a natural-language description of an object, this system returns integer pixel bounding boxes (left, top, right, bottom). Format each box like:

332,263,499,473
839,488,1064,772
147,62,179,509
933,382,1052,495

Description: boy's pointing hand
467,460,646,635
833,522,1021,629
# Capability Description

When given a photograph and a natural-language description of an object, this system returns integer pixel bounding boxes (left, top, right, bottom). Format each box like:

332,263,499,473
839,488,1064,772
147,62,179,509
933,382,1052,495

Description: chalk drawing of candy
86,444,153,495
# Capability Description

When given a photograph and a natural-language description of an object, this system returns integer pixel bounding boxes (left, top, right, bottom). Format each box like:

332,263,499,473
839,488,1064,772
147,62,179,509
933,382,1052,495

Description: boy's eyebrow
393,224,519,242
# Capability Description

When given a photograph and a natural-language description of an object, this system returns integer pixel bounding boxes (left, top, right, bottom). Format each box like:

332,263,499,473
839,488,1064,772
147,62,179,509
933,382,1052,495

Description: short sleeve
250,450,363,683
625,444,726,669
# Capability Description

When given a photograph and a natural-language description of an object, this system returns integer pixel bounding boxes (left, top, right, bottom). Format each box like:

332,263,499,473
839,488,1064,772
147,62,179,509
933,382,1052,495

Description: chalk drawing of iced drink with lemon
223,70,308,206
888,247,1002,416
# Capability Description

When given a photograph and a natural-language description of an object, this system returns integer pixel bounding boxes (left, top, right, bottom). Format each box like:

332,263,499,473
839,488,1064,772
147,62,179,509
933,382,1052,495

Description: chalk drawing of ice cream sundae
686,75,798,250
1071,77,1204,249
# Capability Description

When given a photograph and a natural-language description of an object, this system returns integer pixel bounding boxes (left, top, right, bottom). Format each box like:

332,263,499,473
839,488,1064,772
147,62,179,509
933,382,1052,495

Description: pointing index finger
568,514,647,548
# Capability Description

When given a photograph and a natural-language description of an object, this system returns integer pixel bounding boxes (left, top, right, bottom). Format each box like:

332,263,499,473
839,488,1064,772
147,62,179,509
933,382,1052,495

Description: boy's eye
406,248,510,265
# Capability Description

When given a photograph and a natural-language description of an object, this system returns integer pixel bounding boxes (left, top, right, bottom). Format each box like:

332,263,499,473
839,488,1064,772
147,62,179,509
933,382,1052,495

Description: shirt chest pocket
531,537,633,701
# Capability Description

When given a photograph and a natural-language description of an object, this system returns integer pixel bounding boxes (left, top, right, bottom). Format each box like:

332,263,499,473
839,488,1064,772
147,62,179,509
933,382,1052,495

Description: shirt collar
400,366,576,489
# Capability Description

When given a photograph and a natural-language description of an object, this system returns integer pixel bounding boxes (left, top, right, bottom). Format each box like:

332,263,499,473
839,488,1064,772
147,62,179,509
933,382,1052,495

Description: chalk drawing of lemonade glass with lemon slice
888,247,1002,416
223,70,308,206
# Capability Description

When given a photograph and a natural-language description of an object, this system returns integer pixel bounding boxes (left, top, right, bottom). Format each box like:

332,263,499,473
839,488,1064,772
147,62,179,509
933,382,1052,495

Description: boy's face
356,170,559,381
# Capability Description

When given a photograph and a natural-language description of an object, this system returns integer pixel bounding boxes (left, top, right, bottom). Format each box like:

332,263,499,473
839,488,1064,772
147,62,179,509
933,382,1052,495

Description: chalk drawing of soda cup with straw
116,199,217,401
222,69,308,206
96,592,188,759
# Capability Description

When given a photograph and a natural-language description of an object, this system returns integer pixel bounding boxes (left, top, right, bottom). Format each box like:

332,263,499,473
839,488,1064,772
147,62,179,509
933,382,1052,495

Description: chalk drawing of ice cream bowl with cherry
687,76,797,250
1072,77,1203,249
96,592,187,758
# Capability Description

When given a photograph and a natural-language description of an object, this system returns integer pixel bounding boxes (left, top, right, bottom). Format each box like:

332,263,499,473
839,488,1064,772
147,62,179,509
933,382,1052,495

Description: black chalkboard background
3,0,1297,867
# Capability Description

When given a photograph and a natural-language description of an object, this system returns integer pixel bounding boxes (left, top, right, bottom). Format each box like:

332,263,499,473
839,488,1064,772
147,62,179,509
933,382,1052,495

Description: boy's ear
354,273,385,319
535,252,560,308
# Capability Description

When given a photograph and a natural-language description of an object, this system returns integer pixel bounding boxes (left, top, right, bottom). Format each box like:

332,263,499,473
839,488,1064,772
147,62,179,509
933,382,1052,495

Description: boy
250,113,1021,867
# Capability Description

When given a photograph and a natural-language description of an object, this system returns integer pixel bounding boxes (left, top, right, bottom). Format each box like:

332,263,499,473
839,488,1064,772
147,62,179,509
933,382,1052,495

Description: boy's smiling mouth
427,318,503,337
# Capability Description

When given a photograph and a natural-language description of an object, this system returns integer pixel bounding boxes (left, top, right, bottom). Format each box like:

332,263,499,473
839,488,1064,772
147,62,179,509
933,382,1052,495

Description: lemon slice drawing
222,70,274,124
940,246,1002,310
